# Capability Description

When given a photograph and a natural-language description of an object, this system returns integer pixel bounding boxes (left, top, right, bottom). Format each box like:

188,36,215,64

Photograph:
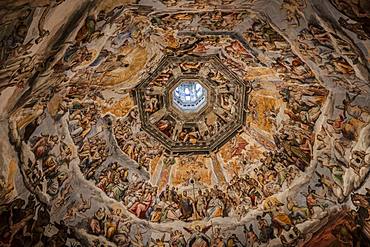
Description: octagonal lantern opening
172,81,207,112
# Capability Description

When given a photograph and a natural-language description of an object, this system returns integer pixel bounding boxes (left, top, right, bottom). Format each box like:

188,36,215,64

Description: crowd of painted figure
0,195,78,247
14,82,365,247
1,186,369,246
16,79,369,241
114,108,164,170
91,156,305,225
138,59,243,147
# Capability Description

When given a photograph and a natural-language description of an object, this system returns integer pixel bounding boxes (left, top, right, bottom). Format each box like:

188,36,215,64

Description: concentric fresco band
0,0,370,246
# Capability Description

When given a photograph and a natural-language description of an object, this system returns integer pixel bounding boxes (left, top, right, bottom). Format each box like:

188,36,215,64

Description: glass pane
173,81,206,112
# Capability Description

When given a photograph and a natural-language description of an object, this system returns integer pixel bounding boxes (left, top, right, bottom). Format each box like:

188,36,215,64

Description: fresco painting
0,0,369,246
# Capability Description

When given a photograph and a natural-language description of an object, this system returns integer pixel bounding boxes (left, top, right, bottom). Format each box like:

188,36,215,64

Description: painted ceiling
0,0,370,246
